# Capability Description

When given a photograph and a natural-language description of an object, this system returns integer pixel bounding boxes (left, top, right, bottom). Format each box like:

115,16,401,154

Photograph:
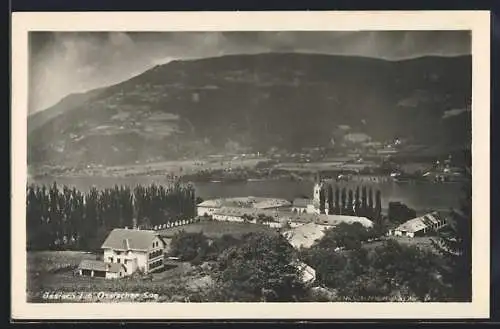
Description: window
117,258,121,263
109,257,114,263
124,259,128,265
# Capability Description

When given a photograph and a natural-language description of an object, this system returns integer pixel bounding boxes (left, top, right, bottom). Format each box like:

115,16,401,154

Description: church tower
313,182,322,206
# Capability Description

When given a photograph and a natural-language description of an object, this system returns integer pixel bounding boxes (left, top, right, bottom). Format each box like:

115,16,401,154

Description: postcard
11,10,490,320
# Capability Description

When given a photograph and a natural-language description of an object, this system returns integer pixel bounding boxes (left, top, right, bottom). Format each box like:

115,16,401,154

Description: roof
213,206,279,219
78,260,124,273
316,215,374,228
395,212,444,233
197,199,223,208
292,198,313,208
282,223,329,249
198,197,290,210
292,261,316,284
101,228,160,251
253,199,291,209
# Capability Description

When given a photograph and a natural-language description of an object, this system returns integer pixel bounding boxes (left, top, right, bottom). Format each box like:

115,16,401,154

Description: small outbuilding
78,259,126,279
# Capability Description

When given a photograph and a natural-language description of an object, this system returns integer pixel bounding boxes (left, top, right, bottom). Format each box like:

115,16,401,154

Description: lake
29,176,464,212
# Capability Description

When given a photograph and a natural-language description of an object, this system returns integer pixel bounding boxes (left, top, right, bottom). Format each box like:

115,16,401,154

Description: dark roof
101,228,160,251
78,260,124,273
293,198,313,208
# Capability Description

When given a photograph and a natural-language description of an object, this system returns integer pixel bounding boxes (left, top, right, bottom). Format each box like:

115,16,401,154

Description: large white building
78,228,167,279
197,197,291,217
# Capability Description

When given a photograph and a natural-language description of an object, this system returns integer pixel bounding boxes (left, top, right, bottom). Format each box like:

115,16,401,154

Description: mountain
28,53,472,167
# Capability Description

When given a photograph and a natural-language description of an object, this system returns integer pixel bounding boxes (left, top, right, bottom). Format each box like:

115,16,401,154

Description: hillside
28,53,472,167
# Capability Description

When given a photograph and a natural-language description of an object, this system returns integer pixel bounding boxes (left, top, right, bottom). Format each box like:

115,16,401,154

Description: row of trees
26,182,196,251
317,184,382,221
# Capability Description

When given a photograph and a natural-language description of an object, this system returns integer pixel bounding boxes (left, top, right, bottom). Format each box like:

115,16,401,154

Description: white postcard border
11,10,490,320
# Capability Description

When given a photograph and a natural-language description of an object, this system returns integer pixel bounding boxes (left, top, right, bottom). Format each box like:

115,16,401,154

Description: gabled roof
78,260,124,273
282,222,328,249
101,228,160,251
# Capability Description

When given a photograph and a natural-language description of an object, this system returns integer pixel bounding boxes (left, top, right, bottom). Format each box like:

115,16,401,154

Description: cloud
28,31,471,114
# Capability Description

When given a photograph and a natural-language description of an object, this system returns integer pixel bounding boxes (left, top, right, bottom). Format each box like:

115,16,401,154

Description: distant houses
78,228,167,279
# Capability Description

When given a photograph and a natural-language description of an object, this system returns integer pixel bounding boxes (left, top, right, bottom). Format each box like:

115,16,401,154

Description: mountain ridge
28,52,472,167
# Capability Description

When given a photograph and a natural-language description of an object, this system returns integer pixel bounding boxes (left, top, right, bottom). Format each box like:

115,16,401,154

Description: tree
368,187,374,218
319,186,326,214
340,187,347,214
374,190,382,223
214,232,307,302
206,234,241,261
432,167,472,301
354,186,361,215
315,222,371,251
368,240,445,301
388,202,416,225
361,186,368,217
334,186,340,215
327,184,334,215
169,231,209,262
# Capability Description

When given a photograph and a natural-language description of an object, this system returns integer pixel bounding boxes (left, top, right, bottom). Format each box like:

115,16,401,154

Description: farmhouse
102,228,167,275
389,211,447,238
78,228,167,279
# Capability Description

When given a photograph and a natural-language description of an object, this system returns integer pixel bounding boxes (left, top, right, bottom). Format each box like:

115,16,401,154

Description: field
27,251,215,303
157,220,279,239
27,221,276,303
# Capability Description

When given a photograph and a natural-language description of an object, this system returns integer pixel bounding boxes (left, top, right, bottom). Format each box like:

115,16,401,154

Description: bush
170,231,209,262
214,232,307,302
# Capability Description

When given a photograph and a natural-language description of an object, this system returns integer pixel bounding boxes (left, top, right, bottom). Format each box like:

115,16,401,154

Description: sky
28,31,471,114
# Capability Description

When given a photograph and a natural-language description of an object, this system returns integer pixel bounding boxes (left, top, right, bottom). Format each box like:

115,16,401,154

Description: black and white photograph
11,11,490,319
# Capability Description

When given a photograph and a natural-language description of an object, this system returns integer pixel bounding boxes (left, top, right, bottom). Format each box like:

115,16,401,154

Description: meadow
157,220,279,239
27,250,214,303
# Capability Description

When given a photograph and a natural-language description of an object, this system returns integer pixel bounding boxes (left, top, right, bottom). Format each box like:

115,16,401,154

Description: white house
78,228,167,279
389,211,447,238
101,228,167,275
